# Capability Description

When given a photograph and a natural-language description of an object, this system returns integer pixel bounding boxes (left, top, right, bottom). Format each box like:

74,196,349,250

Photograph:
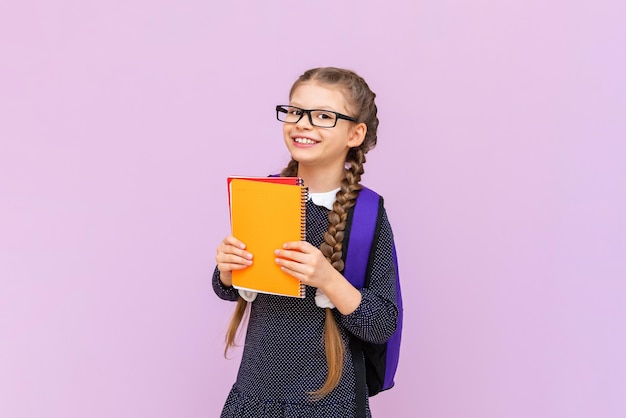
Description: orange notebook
228,176,308,298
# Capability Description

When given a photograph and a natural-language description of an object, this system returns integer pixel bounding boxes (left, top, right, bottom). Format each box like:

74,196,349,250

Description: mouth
292,137,319,145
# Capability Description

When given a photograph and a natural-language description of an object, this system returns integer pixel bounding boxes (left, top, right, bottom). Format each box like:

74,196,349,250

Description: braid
224,297,249,358
308,151,367,399
280,158,299,177
283,67,378,399
319,152,365,271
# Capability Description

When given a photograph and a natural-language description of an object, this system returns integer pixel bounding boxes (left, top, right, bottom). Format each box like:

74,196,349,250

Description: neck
297,164,345,193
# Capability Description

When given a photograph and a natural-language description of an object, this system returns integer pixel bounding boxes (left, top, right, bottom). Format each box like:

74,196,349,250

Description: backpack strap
343,187,381,288
343,186,383,418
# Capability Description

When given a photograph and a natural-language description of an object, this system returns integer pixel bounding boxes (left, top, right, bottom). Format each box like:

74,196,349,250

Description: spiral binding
299,178,308,297
300,185,308,241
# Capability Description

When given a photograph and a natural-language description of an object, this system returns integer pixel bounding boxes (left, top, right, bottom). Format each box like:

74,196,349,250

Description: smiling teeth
294,137,316,144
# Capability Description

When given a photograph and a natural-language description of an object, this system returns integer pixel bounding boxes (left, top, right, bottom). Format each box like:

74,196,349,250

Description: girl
213,67,398,417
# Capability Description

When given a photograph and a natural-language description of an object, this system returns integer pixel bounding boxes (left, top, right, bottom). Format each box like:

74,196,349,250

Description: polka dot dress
213,198,398,417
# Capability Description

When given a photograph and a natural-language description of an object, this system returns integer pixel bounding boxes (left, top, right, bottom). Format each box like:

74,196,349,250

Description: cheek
335,128,353,144
282,125,293,147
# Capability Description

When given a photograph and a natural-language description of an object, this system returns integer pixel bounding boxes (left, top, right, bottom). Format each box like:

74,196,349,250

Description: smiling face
282,81,365,175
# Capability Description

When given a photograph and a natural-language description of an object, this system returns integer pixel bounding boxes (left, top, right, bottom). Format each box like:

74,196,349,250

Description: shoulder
345,186,387,238
358,185,381,197
352,186,394,238
354,186,386,213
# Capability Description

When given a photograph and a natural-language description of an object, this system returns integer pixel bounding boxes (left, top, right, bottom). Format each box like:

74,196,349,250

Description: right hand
215,235,253,287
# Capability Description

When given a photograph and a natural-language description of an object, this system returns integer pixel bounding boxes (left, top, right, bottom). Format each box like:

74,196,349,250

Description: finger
218,242,253,261
276,259,299,278
215,250,252,265
219,261,251,272
223,235,247,250
281,241,313,252
275,257,312,277
274,248,307,263
279,266,304,281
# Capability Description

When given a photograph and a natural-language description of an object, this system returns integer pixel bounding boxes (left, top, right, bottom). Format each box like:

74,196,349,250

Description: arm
275,208,399,344
212,265,239,301
338,209,398,344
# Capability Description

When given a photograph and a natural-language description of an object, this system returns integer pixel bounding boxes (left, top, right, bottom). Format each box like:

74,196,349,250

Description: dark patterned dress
212,198,398,417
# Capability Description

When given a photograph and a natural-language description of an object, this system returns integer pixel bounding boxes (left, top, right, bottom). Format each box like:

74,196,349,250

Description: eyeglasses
276,105,357,128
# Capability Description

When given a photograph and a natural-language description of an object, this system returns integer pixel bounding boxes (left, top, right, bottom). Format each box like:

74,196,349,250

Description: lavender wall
1,1,624,417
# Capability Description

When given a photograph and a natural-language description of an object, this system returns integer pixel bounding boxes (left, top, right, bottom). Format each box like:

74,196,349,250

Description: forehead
289,81,349,111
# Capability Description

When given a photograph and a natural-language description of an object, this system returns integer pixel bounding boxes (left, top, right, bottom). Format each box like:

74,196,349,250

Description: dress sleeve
212,266,240,301
338,206,399,344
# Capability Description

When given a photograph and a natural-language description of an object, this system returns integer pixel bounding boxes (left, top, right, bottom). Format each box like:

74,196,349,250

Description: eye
314,111,335,120
288,107,303,116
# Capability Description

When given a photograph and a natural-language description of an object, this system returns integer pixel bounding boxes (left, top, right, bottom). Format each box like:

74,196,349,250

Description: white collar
309,188,340,210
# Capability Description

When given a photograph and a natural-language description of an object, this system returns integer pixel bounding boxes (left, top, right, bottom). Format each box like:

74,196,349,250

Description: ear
347,122,367,148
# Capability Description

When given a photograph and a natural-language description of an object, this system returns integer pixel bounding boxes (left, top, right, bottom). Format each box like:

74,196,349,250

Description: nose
295,110,313,129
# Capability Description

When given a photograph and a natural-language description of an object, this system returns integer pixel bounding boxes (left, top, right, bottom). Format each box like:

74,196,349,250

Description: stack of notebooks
228,176,308,298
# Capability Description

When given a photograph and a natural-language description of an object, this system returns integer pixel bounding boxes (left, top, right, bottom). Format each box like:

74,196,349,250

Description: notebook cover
228,177,307,298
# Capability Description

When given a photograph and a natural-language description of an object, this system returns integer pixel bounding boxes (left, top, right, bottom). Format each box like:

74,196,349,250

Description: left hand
274,241,338,290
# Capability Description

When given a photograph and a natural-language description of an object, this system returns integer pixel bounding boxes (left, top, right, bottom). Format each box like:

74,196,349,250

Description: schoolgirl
213,67,398,417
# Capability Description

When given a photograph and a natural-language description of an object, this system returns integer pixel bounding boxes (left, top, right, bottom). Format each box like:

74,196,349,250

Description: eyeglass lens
277,106,338,127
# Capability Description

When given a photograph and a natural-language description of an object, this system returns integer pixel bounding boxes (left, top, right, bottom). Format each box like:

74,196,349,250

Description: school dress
212,191,398,418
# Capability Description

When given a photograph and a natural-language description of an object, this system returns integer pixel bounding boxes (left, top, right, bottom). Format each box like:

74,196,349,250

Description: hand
274,241,338,290
215,235,253,287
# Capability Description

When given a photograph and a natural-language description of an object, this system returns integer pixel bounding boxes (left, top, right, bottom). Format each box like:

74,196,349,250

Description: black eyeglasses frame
275,105,357,128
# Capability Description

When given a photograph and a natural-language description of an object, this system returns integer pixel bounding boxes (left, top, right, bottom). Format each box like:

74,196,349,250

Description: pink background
1,1,625,417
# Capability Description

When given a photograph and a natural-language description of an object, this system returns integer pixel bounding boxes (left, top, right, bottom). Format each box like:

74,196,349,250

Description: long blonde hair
225,67,379,398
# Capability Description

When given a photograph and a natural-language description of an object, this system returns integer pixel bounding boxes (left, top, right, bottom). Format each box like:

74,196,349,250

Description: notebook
228,176,308,298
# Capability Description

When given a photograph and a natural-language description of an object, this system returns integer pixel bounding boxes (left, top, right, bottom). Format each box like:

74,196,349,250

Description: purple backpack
344,187,403,405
